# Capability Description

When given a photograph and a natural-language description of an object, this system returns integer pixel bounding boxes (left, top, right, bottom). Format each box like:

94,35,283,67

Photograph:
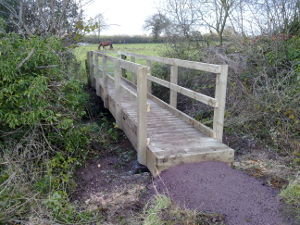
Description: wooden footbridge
87,51,234,175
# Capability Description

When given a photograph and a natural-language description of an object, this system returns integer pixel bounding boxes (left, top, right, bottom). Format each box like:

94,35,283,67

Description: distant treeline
82,35,166,44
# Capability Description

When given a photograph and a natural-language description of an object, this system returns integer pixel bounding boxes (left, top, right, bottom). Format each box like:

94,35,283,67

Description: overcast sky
84,0,161,36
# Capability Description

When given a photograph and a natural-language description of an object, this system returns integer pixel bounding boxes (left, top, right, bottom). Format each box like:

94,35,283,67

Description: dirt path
73,139,153,224
154,161,291,225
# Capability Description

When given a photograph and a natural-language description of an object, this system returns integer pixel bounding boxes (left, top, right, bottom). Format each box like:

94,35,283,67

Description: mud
154,161,291,225
73,139,153,224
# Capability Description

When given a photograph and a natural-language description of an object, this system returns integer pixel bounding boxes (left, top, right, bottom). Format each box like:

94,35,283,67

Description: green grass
142,195,225,225
280,183,300,221
73,43,164,59
280,183,300,206
143,195,171,225
73,43,166,81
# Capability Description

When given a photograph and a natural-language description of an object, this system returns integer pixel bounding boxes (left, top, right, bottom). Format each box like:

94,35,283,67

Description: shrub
162,35,300,160
0,34,101,224
280,182,300,221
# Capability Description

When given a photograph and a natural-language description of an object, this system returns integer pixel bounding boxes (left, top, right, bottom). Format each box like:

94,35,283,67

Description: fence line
88,51,149,165
87,51,228,166
118,51,228,141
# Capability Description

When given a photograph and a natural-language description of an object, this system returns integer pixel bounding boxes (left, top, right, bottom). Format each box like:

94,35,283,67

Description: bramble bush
0,34,107,224
160,34,299,162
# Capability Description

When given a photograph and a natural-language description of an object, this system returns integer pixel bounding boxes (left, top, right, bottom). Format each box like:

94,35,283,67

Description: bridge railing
87,51,150,165
118,51,228,142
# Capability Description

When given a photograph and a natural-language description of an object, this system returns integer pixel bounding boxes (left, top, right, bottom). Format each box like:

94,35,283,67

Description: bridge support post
147,60,152,94
90,51,95,88
102,55,109,108
131,56,137,84
213,65,228,141
120,54,127,78
137,67,149,166
87,52,90,85
95,54,101,96
170,65,178,108
114,61,122,129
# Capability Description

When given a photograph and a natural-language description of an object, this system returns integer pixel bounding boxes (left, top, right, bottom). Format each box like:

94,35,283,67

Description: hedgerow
161,34,299,162
0,34,109,224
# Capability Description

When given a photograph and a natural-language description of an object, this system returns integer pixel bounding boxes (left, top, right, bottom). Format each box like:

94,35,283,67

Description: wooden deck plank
91,70,234,176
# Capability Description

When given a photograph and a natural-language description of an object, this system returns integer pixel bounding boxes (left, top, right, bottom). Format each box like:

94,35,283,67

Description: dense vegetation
149,32,300,221
1,0,299,223
0,34,120,224
157,35,300,162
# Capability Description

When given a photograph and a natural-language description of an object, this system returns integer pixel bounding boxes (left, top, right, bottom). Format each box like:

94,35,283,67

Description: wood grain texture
137,67,148,165
170,65,178,108
213,65,228,141
88,51,233,176
118,51,222,73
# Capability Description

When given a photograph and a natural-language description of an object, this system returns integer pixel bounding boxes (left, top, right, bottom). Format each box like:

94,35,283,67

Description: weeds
0,34,119,224
161,35,300,163
280,180,300,221
142,195,225,225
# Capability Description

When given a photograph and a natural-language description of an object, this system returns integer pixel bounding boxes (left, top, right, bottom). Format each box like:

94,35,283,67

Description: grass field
73,43,166,81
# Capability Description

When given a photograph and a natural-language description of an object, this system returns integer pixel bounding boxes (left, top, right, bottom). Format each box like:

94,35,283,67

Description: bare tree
144,13,170,41
0,0,84,37
161,0,236,44
162,0,200,38
93,13,107,41
196,0,236,45
256,0,300,35
228,0,300,37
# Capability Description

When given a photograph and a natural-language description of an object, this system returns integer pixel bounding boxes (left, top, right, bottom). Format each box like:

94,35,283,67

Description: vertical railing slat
95,53,100,96
102,55,108,108
137,67,148,166
131,56,137,84
120,54,127,78
170,65,178,108
147,60,152,94
213,65,228,141
87,51,91,86
90,51,95,88
114,60,122,129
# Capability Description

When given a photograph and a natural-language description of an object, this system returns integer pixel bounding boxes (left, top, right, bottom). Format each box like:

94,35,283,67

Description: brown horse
98,41,113,50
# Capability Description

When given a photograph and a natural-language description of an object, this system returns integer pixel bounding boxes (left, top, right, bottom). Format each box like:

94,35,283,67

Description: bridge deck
94,76,234,175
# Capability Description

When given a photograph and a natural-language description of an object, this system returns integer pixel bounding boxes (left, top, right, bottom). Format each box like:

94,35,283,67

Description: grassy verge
142,195,225,225
73,43,165,82
280,179,300,222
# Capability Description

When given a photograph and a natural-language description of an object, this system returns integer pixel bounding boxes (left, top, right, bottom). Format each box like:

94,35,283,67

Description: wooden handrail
118,51,222,73
89,51,149,165
119,51,228,141
105,74,151,112
147,75,218,108
88,50,228,162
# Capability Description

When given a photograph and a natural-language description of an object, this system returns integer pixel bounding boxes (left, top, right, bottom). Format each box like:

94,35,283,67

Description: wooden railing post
87,51,91,86
137,67,148,166
147,60,152,94
95,53,100,96
102,55,108,108
114,60,122,129
170,65,178,108
90,51,96,88
213,65,228,141
131,56,137,84
95,53,99,75
93,52,97,75
120,54,127,78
